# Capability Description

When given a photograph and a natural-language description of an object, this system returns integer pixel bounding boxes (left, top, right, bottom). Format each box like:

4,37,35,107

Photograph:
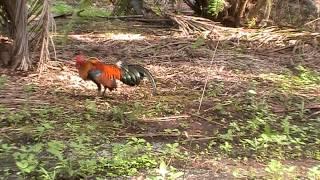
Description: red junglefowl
74,54,157,96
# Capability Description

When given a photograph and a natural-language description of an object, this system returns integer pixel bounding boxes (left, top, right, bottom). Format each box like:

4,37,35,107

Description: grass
79,7,112,17
0,103,186,179
1,76,319,178
51,1,111,17
0,76,7,89
260,65,320,92
51,1,74,15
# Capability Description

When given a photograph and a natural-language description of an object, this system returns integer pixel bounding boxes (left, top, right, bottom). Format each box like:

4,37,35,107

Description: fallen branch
183,136,218,142
139,115,190,122
111,133,204,138
84,15,144,19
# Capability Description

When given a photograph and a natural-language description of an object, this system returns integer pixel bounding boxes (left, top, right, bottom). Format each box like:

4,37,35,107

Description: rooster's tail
118,61,157,95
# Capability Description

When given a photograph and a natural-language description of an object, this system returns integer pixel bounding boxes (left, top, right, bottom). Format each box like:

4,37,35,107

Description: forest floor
1,17,320,179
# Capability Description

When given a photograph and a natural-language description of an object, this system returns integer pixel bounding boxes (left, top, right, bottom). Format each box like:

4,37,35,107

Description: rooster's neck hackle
116,61,124,68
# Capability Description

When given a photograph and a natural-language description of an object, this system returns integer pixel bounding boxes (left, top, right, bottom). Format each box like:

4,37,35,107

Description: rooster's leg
102,86,107,96
94,82,102,96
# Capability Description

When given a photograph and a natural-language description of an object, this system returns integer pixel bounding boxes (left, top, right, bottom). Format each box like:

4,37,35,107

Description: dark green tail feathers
119,63,157,95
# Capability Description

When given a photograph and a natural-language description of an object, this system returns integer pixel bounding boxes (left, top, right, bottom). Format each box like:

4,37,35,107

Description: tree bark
1,0,31,70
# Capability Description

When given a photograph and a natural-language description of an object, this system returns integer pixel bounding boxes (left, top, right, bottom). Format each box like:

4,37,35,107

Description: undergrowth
51,1,111,17
0,81,319,179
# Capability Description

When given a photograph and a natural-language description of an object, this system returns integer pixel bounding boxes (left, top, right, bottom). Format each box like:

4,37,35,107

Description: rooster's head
74,54,86,69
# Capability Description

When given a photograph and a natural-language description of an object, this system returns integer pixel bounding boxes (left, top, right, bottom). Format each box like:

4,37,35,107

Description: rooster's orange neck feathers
74,55,122,81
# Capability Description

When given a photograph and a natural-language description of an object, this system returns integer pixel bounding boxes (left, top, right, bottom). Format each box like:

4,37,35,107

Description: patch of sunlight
108,33,145,41
259,67,320,91
68,33,145,42
56,71,97,90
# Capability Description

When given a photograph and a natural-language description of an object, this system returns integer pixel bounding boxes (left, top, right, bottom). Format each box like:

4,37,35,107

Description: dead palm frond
28,0,56,73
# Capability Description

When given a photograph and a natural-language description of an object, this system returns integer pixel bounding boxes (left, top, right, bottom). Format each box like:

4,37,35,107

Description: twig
88,15,144,19
139,115,190,122
198,40,220,113
303,17,320,26
307,111,320,119
110,133,204,138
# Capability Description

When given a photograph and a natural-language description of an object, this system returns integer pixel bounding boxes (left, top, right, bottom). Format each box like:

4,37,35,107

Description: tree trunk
0,0,54,71
10,0,31,70
0,0,31,70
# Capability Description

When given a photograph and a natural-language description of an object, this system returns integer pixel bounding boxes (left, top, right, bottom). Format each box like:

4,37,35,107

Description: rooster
74,54,157,96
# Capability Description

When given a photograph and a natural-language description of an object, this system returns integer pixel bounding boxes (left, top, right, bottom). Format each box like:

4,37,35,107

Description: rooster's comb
75,54,85,63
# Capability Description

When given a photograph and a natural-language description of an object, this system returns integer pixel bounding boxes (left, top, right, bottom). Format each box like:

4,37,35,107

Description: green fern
208,0,225,16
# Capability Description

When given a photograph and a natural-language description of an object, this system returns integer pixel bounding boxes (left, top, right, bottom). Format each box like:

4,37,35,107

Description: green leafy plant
208,0,225,16
295,65,320,85
23,84,37,93
110,106,126,123
35,122,54,139
161,143,185,159
242,138,261,152
38,167,58,180
148,160,184,180
0,142,14,154
107,137,157,176
307,165,320,180
247,17,257,28
259,66,320,91
192,36,206,49
84,100,97,120
219,129,234,141
6,109,31,125
35,106,62,120
47,140,66,161
13,143,44,175
51,1,74,15
0,76,7,89
265,159,296,179
219,141,233,153
155,102,180,115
